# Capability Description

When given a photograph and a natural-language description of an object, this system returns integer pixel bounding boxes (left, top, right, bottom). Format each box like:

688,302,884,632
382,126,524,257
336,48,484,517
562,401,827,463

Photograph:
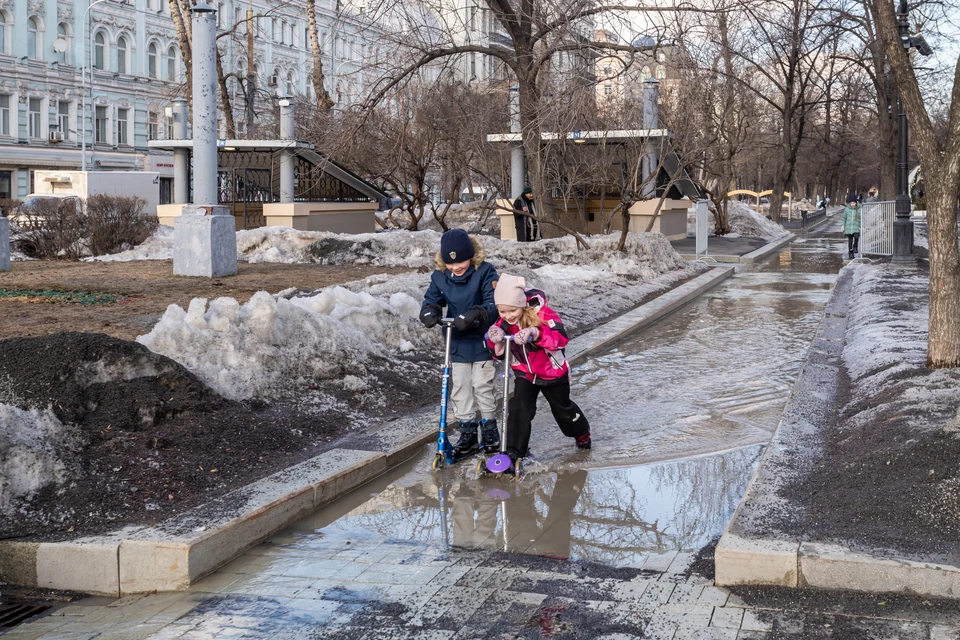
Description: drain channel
0,602,52,628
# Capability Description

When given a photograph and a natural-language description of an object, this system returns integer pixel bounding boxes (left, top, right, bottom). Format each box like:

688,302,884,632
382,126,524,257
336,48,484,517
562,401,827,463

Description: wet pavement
15,217,960,638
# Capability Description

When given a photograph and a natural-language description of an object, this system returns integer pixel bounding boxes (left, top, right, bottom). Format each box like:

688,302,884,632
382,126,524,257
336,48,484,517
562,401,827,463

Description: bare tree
871,0,960,367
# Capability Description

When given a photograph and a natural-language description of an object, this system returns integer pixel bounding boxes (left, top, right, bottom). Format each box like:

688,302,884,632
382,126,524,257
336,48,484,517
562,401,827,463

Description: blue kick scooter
431,318,457,470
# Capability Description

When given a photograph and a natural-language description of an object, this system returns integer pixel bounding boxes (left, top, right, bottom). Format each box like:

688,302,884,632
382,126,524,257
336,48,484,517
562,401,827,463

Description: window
166,46,176,80
0,14,6,55
0,170,11,199
27,17,38,59
640,65,650,82
28,98,42,138
117,36,128,74
604,65,612,76
0,95,9,136
304,26,309,46
658,52,666,63
286,71,294,96
148,43,157,77
656,65,666,80
271,19,278,41
603,84,612,96
95,106,108,143
94,33,105,69
57,24,68,63
58,101,70,140
117,108,128,145
469,5,476,31
148,111,159,139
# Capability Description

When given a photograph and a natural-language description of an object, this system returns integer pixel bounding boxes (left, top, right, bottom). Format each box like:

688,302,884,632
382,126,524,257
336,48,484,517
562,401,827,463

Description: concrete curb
716,267,960,598
678,233,795,265
739,234,795,264
0,267,735,596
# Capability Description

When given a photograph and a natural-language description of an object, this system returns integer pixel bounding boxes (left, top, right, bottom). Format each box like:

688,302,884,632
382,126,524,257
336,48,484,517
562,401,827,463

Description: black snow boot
452,422,480,458
480,418,500,454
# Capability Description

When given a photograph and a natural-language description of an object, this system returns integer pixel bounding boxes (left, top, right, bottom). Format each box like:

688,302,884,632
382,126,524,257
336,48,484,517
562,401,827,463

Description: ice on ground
138,231,700,401
686,200,790,241
841,263,960,433
0,404,78,514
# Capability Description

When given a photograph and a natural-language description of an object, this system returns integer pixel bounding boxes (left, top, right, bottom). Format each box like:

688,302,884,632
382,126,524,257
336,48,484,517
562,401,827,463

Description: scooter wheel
431,454,444,471
476,459,487,477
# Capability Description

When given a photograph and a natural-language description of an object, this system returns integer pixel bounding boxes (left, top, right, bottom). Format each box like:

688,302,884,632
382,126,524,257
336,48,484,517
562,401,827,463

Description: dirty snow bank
687,200,790,241
139,232,700,402
0,405,78,515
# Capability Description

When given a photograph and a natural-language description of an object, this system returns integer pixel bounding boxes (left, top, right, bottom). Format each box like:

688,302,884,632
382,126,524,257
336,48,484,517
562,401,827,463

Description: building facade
0,0,379,200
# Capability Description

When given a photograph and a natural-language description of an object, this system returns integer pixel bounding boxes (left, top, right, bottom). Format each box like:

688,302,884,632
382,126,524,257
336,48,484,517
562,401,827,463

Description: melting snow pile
0,405,78,515
687,200,790,241
139,231,700,402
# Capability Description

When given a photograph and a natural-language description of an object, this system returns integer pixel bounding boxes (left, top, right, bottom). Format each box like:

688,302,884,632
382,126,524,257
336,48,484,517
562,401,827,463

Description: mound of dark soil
0,333,358,540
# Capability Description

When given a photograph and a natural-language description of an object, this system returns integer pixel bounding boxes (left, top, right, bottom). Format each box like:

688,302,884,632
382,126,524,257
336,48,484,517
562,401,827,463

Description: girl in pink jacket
485,274,591,462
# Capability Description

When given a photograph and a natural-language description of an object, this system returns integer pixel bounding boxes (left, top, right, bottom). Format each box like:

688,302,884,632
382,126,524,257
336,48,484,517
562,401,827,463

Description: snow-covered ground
686,200,790,241
137,230,703,402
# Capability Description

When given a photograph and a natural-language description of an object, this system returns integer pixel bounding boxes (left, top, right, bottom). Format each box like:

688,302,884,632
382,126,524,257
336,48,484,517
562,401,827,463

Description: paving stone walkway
7,534,960,639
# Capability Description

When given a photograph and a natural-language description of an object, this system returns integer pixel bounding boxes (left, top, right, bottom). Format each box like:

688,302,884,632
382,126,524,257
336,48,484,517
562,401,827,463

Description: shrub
86,194,157,256
12,194,157,260
13,197,87,260
0,198,22,218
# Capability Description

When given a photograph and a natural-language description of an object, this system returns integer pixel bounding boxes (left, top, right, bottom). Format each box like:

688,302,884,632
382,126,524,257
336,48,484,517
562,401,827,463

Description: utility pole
892,0,914,260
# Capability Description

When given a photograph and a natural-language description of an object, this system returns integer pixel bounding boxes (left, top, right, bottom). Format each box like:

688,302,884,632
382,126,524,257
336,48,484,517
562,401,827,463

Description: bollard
172,98,190,204
0,216,9,272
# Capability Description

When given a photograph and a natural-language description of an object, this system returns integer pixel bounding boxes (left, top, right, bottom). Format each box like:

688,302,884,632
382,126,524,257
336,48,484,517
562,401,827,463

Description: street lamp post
81,0,114,172
893,0,913,260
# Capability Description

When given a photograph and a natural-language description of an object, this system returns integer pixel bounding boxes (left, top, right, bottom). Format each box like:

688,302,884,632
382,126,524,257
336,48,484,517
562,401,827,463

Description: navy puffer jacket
422,238,499,363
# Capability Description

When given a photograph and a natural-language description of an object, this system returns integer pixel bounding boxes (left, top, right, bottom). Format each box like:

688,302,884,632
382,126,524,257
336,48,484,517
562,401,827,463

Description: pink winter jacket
485,288,570,384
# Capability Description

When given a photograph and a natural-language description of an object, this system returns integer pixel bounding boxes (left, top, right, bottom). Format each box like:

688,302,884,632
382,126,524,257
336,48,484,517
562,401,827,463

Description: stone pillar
278,96,295,204
0,216,10,272
172,98,190,204
642,78,660,199
173,2,237,278
509,84,524,199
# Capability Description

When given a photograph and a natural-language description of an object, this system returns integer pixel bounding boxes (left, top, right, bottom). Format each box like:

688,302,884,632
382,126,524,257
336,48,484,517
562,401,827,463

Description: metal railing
861,201,895,256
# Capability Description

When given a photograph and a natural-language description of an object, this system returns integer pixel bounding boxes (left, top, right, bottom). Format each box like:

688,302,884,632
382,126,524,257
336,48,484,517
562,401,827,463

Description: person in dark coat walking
420,230,501,457
513,187,541,242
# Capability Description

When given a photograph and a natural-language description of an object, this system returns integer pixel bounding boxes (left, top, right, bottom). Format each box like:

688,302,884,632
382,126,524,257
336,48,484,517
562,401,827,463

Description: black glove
454,306,487,331
420,304,442,328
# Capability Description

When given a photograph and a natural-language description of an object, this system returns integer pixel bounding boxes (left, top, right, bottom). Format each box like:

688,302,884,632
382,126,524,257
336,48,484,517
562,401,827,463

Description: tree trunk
307,0,334,111
926,175,960,367
215,48,235,138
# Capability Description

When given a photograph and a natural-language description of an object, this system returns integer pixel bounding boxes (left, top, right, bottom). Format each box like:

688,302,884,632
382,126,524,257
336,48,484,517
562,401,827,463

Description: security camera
910,34,934,56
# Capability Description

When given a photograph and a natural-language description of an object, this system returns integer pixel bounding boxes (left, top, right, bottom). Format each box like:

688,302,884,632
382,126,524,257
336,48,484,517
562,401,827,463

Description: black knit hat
846,193,858,203
440,229,475,264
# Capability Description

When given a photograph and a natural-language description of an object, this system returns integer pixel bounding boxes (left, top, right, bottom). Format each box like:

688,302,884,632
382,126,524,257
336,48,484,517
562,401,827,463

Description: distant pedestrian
842,194,861,259
512,187,541,242
485,274,591,464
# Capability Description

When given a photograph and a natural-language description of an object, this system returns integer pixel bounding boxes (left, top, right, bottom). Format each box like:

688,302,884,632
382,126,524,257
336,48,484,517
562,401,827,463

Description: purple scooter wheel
486,453,513,474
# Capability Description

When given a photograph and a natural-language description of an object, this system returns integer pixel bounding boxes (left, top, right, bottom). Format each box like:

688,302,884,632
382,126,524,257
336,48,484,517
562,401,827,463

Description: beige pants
451,360,497,423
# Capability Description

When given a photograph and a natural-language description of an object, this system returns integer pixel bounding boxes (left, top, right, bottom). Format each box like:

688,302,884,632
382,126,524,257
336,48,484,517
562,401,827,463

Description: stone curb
739,234,796,264
0,267,735,596
678,233,796,265
716,266,960,598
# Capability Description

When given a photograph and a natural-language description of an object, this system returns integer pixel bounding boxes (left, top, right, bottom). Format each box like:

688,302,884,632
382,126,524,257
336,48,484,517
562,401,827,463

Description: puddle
254,221,848,568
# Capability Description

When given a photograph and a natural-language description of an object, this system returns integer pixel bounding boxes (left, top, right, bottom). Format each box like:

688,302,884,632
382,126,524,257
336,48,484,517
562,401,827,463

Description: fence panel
861,201,895,256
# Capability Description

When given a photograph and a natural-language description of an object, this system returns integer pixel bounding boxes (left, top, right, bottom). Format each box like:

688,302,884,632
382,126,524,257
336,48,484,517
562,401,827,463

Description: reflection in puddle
285,445,763,567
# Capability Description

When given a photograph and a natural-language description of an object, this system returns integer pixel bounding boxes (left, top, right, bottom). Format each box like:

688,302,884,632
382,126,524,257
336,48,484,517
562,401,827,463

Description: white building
0,0,382,200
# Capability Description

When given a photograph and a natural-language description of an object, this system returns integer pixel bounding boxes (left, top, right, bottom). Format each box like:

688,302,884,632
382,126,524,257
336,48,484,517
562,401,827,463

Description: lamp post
81,0,113,172
893,0,933,260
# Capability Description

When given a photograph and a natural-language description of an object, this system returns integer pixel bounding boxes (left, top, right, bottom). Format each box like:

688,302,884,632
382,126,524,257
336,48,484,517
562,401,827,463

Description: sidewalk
717,257,960,597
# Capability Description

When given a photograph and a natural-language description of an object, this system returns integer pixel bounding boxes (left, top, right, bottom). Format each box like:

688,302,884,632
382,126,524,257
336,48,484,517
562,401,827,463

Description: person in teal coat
842,194,861,259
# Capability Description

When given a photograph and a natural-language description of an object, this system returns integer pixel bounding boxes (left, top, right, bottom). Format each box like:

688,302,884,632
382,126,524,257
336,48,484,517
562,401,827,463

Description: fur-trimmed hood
434,235,485,271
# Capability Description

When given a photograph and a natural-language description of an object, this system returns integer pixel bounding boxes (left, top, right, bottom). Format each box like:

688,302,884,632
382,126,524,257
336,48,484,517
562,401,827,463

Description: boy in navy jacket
420,230,500,457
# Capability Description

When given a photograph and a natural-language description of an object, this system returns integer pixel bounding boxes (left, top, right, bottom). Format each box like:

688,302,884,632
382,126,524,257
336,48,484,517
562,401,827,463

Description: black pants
847,233,860,256
506,374,589,458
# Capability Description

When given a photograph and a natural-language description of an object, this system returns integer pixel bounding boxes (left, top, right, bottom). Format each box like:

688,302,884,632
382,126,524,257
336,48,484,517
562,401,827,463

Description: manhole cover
0,602,52,628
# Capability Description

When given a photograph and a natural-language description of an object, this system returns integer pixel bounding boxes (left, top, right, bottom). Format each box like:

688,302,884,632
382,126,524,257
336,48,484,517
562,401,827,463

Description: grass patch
0,289,124,305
